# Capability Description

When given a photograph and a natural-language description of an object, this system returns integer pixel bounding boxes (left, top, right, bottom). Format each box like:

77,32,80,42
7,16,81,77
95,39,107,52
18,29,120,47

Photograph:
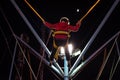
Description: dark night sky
0,0,120,80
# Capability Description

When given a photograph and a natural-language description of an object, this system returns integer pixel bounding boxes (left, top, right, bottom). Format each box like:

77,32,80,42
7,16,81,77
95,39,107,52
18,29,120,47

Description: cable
24,0,45,23
79,0,100,22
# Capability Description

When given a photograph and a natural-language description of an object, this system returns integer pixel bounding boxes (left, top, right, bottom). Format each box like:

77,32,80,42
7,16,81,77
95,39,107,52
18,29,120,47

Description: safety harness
51,30,71,60
52,30,70,48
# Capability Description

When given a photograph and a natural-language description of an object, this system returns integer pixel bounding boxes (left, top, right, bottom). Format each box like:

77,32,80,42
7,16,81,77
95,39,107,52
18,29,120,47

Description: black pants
50,38,70,61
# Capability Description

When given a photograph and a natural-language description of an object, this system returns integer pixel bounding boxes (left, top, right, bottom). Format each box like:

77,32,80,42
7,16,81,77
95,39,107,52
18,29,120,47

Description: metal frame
8,0,120,80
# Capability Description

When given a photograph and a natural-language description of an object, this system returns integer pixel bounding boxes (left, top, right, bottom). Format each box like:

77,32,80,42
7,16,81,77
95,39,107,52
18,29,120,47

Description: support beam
69,0,120,75
9,42,17,80
15,35,63,77
10,0,63,76
70,31,120,78
10,0,51,56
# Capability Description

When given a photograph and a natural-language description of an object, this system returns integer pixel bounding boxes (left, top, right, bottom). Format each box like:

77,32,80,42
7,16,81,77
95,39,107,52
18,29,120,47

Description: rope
79,0,100,22
24,0,45,23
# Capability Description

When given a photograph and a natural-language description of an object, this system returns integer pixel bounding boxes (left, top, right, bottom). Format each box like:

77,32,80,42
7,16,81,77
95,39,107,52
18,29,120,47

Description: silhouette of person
43,17,81,65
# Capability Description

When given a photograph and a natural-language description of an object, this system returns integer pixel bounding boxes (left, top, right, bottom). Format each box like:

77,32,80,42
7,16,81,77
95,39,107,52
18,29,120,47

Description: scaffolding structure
0,0,120,80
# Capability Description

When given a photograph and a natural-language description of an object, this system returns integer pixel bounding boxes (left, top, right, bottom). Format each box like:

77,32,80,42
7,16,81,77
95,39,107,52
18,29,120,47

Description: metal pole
15,35,63,77
64,56,69,80
10,0,63,76
70,31,120,78
69,0,120,75
10,0,51,56
9,41,17,80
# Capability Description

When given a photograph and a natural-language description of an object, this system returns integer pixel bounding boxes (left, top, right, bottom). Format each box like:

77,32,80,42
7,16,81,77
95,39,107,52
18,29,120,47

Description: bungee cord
24,0,45,23
24,0,100,23
24,0,120,80
1,0,119,79
79,0,100,22
24,0,101,46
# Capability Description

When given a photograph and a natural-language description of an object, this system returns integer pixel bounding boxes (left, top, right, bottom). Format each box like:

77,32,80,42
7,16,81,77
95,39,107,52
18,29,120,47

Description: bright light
74,50,81,56
60,47,65,55
68,44,73,55
77,9,79,12
72,49,81,57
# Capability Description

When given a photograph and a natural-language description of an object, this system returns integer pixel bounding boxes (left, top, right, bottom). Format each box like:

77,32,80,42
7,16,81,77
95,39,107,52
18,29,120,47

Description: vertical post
64,56,69,80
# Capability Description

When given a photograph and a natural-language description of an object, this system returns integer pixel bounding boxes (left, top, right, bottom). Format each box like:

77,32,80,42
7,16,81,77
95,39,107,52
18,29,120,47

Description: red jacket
44,22,80,39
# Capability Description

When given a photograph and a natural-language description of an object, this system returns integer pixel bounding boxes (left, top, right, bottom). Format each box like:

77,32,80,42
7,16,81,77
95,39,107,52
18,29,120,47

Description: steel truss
0,0,119,80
